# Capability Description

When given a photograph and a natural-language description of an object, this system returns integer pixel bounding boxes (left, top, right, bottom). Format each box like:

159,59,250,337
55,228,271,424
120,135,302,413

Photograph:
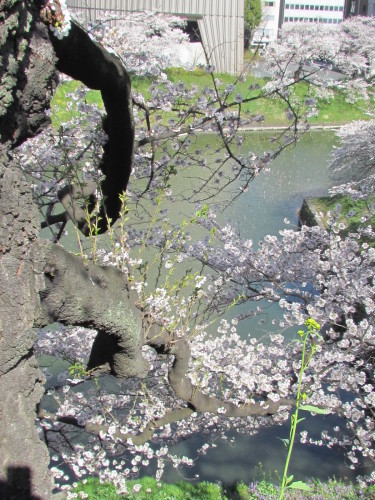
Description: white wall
67,0,245,74
253,0,282,44
283,0,344,24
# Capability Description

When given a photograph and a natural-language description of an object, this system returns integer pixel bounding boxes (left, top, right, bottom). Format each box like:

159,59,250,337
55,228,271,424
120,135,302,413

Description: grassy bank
304,195,375,243
69,476,375,499
51,68,372,129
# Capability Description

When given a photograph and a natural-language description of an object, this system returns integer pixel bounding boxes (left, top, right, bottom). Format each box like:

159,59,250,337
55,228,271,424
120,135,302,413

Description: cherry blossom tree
5,4,375,495
329,118,375,182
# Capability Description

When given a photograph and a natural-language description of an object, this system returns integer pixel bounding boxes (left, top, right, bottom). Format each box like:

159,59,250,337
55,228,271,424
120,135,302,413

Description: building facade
253,0,345,45
343,0,375,17
282,0,344,24
252,0,282,45
66,0,245,74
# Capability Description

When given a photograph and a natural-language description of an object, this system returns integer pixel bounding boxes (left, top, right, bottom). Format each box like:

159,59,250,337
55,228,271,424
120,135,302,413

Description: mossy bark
0,3,57,497
0,2,143,497
37,243,148,378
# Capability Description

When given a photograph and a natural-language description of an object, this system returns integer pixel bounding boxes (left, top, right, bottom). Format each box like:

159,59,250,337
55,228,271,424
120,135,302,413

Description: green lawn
70,476,375,499
308,194,375,244
51,68,373,129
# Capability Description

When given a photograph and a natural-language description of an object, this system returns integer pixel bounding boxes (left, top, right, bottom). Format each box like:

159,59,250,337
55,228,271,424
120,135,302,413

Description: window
184,20,201,42
329,6,334,10
334,6,338,10
265,1,275,6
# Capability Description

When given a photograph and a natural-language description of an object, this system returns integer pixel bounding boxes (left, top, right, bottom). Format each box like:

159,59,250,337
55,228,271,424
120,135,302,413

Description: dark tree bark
49,19,135,233
0,2,144,497
0,3,57,497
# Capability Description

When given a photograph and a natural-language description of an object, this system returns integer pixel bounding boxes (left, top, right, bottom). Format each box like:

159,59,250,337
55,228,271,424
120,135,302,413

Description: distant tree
244,0,262,49
329,119,375,182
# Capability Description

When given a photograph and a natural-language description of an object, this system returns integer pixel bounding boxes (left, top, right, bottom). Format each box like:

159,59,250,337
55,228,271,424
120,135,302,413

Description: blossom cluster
81,10,191,77
41,0,72,39
13,85,106,211
26,8,375,492
262,18,375,102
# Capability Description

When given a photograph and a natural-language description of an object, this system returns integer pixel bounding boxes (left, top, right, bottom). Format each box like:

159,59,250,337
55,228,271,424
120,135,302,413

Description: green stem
279,331,309,499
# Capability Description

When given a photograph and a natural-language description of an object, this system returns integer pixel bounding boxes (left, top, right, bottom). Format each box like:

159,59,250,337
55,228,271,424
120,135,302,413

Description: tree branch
48,20,134,233
36,242,149,378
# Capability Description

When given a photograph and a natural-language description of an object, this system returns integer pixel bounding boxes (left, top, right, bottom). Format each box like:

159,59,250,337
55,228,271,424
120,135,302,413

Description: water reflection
163,420,358,485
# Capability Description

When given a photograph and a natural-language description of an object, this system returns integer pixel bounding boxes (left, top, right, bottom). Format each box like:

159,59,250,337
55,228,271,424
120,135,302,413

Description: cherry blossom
20,10,375,493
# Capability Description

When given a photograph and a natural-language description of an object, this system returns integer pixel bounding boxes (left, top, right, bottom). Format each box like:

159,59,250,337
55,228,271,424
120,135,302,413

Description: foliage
329,119,375,182
279,319,328,498
76,10,191,78
309,194,375,242
69,476,375,499
244,0,262,49
263,18,375,96
70,476,225,499
40,0,71,39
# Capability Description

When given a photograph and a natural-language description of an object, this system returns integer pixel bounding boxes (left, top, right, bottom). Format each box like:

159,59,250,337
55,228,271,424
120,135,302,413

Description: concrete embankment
298,197,326,229
239,124,341,132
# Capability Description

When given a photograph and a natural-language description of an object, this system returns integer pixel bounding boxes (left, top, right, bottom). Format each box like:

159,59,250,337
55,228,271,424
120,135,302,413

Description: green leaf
314,332,324,341
287,481,313,491
296,417,306,424
299,404,330,415
277,437,289,447
286,475,294,485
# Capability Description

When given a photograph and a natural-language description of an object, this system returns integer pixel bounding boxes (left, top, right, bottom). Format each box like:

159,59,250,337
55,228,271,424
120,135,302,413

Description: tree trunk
49,19,135,233
0,2,142,497
0,2,57,497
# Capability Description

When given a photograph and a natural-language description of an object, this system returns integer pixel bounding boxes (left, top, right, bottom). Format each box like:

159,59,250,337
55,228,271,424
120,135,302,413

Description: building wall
253,0,345,45
66,0,245,74
253,0,282,44
344,0,369,16
283,0,344,24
